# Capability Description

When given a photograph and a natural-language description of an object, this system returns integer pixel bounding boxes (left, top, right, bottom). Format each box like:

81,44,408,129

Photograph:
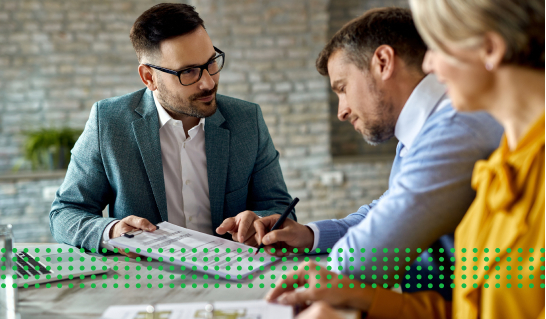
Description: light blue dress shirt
307,75,504,300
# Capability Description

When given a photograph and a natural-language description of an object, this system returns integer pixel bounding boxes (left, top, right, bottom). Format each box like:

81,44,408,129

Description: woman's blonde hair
409,0,544,69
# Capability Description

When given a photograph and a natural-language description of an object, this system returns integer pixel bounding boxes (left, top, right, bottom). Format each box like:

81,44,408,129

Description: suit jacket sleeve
246,104,295,221
49,103,117,252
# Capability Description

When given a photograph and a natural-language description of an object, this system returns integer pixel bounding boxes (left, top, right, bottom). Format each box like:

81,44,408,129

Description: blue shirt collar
394,74,447,151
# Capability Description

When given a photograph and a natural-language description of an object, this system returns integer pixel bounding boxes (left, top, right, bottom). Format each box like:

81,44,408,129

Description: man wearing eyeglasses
49,3,295,256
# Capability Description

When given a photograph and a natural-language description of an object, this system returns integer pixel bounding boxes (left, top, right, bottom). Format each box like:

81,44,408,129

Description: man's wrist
109,223,116,238
305,223,320,251
101,220,120,251
304,225,315,250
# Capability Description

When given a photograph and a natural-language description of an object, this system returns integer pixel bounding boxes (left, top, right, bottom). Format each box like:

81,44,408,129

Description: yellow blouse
367,113,545,319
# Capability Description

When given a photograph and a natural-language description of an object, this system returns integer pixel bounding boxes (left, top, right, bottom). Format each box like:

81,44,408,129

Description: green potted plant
18,127,83,171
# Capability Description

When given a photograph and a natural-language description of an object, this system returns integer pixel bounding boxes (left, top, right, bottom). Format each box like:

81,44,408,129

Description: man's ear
138,64,157,91
370,45,396,81
481,32,506,71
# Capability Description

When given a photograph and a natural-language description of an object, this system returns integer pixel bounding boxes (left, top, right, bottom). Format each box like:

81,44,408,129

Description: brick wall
0,0,166,171
0,175,64,243
0,0,397,242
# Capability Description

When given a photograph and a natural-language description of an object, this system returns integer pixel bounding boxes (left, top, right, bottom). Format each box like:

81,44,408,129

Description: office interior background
0,0,405,243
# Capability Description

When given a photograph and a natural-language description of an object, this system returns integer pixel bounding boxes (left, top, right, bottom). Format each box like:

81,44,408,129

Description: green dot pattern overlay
0,246,543,294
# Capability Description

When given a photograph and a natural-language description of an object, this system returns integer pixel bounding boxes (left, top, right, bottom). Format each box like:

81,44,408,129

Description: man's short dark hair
316,7,427,76
130,3,205,62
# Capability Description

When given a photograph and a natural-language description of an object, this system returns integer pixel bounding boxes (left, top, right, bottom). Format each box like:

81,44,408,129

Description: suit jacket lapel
131,89,169,222
205,107,230,233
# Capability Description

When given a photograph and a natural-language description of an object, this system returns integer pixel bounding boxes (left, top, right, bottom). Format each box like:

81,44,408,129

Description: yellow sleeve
537,308,544,319
367,288,452,319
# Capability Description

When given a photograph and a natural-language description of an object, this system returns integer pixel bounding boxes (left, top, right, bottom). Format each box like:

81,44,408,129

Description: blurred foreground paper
100,300,293,319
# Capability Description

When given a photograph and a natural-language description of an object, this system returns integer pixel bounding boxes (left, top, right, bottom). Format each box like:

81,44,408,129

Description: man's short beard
360,76,396,146
156,77,218,119
362,118,395,146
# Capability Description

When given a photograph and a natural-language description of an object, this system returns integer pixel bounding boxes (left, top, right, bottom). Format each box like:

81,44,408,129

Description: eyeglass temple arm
213,46,224,54
144,64,179,76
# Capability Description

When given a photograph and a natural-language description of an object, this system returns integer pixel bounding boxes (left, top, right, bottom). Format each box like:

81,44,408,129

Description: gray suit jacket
49,88,294,252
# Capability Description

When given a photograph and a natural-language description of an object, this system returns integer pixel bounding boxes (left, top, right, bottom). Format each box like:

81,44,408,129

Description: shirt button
183,143,186,148
189,216,193,222
185,180,191,185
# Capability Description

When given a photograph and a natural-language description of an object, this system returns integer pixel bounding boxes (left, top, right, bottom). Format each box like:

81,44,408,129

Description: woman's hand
295,301,346,319
265,261,376,312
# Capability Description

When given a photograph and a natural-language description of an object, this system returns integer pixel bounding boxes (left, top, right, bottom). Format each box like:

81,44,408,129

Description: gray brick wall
0,176,64,243
0,0,397,243
0,0,166,171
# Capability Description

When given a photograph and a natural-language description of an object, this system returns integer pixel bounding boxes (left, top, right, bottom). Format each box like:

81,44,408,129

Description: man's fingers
254,219,268,245
258,214,282,229
119,223,137,233
263,243,289,257
111,222,137,238
117,248,141,259
244,237,258,247
262,244,276,256
125,252,141,259
262,228,293,246
124,216,156,231
237,214,256,243
216,218,236,235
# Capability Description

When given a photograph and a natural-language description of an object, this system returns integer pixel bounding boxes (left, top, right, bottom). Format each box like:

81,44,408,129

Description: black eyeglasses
145,46,225,86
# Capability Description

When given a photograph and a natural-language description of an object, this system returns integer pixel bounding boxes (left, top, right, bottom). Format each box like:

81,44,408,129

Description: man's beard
362,117,395,146
156,79,218,119
360,78,396,146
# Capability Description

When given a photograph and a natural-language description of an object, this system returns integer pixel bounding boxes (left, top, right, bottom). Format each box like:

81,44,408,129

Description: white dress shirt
100,92,213,250
307,74,448,250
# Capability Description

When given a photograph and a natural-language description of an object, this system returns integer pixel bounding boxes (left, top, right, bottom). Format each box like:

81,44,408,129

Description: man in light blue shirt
249,8,503,300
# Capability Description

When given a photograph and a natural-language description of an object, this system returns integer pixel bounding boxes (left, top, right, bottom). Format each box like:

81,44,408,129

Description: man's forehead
327,50,348,78
158,28,215,67
328,64,347,87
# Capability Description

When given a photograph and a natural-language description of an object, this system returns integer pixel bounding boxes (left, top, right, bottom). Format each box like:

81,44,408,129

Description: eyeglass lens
179,54,224,85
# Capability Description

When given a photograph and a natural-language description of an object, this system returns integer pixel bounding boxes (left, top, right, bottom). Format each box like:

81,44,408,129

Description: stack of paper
109,222,276,279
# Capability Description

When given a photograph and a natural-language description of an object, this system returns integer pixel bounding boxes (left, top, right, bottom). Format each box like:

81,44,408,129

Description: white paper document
108,222,276,279
100,300,293,319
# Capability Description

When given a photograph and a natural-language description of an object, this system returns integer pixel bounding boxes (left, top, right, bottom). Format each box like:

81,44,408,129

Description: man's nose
337,101,351,121
198,69,215,90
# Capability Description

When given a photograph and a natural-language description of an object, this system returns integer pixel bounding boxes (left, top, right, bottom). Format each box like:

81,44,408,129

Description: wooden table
14,244,331,319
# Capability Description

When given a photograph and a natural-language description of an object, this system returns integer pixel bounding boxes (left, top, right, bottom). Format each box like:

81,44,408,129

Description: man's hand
253,215,314,256
110,215,157,258
265,261,375,312
216,210,260,247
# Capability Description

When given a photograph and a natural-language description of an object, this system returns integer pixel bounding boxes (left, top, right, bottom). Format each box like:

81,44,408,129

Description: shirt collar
153,91,206,131
394,74,447,151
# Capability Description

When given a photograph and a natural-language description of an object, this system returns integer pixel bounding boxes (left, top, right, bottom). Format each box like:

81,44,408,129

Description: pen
255,197,299,255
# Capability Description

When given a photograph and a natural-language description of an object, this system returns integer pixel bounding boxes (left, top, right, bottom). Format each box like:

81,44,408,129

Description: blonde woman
266,1,545,318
